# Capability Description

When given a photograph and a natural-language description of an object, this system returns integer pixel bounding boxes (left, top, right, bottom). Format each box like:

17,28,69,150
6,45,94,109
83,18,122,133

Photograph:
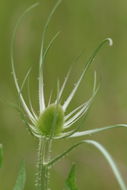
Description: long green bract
9,102,35,137
47,140,126,190
27,78,38,120
20,67,32,92
60,79,99,139
84,38,112,72
39,0,62,67
64,73,98,129
43,31,60,63
39,0,62,113
69,124,127,138
11,3,39,123
63,38,112,111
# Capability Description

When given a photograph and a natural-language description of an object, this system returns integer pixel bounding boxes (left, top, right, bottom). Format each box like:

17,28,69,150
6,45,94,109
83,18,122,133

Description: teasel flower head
11,1,113,140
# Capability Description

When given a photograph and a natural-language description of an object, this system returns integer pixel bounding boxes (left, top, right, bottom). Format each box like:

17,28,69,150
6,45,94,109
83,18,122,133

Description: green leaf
65,164,78,190
0,144,3,168
13,162,26,190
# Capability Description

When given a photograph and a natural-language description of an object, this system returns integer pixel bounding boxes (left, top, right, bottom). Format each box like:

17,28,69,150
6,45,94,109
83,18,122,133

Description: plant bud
37,104,64,137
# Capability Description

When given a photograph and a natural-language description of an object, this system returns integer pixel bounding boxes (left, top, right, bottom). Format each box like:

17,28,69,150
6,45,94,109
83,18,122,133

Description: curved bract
47,140,127,190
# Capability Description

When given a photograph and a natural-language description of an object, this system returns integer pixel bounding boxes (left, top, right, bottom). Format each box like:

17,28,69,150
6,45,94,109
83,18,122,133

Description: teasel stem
35,136,53,190
35,137,44,190
42,138,52,190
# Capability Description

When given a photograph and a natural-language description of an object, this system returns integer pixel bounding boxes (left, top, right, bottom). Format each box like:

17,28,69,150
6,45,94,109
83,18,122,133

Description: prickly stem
35,137,53,190
42,138,53,190
35,138,44,190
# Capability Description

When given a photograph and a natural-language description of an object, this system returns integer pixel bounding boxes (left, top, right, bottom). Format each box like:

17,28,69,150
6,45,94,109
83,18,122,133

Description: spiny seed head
36,104,64,137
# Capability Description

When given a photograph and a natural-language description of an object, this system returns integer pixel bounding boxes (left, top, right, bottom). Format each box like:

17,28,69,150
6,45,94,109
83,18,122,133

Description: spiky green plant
9,0,127,190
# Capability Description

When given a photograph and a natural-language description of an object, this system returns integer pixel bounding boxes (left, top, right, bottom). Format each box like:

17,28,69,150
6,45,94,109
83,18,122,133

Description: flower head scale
11,1,113,140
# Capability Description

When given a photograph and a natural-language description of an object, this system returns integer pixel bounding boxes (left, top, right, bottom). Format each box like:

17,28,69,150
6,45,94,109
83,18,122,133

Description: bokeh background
0,0,127,189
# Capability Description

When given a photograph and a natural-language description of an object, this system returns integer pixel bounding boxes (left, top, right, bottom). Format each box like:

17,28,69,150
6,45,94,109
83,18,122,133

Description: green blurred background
0,0,127,189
